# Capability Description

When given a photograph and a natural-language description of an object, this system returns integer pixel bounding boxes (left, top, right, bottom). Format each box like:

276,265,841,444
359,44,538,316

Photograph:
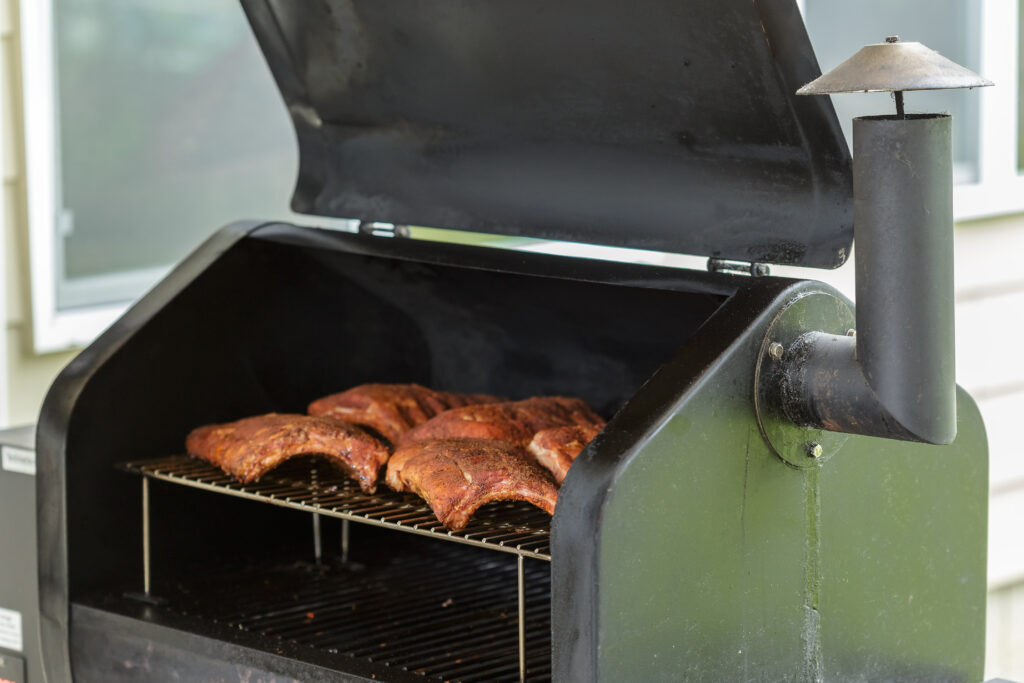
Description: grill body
35,223,987,681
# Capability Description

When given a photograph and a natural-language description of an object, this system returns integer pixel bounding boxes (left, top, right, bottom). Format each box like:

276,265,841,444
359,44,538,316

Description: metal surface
707,259,771,277
0,427,42,683
773,116,957,444
554,280,987,681
142,477,150,595
76,543,550,682
797,39,993,94
518,555,527,682
120,455,553,561
852,114,956,443
754,292,854,468
242,0,853,269
341,519,350,564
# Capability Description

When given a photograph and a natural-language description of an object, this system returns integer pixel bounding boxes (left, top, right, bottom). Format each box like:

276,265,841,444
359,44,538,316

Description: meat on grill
527,424,603,484
386,438,558,530
186,413,391,493
308,383,501,443
398,396,605,447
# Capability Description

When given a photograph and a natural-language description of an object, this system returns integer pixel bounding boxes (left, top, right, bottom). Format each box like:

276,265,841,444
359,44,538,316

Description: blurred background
0,0,1020,678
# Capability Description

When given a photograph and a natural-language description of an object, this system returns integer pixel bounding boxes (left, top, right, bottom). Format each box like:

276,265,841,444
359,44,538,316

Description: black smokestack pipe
780,113,956,444
854,114,956,442
783,37,989,445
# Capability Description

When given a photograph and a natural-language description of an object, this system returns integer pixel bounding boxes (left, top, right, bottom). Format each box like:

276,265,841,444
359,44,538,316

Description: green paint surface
590,290,986,682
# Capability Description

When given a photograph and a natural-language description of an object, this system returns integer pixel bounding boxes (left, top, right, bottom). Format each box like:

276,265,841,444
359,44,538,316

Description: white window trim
956,0,1022,221
20,0,118,353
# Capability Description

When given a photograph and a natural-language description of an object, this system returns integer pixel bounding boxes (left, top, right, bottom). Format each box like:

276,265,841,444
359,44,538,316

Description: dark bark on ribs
527,424,603,484
186,413,391,493
398,396,605,447
308,383,500,443
386,438,558,530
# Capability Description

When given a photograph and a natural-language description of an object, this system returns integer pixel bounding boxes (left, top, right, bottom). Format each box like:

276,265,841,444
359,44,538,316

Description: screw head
846,328,856,337
807,442,824,458
768,342,784,361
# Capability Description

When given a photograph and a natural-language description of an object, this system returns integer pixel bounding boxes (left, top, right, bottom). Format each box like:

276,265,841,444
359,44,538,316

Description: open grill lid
242,0,853,268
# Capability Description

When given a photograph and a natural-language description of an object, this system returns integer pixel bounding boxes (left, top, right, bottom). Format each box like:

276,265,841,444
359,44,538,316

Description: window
21,0,354,352
799,0,1023,221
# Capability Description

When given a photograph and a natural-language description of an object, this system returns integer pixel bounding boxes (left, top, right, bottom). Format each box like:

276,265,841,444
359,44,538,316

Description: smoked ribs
186,413,391,493
398,396,605,447
386,437,559,530
527,424,603,484
308,383,500,443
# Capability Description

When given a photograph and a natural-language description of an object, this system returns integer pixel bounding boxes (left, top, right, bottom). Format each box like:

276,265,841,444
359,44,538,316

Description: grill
33,1,991,681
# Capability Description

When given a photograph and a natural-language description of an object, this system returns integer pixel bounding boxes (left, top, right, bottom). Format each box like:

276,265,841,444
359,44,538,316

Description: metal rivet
807,442,823,458
885,35,900,43
768,342,784,360
846,329,856,337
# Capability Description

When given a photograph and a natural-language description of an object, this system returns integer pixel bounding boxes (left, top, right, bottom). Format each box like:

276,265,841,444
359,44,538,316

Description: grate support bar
142,477,151,595
341,518,350,563
518,554,526,682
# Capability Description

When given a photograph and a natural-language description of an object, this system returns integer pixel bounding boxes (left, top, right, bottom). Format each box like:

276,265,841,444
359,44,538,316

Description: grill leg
142,477,151,595
341,518,351,564
518,554,526,682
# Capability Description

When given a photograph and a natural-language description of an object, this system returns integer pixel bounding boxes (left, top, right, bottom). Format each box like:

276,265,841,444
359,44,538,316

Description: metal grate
161,545,552,682
120,455,552,560
119,454,555,680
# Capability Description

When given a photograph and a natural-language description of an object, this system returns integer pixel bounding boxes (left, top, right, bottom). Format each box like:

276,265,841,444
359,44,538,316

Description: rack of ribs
398,396,605,448
308,383,500,443
186,413,391,493
527,424,603,484
386,438,558,530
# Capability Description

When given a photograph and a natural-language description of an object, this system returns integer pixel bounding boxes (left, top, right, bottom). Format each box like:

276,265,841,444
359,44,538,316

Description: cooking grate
119,454,553,680
160,544,552,682
119,455,552,560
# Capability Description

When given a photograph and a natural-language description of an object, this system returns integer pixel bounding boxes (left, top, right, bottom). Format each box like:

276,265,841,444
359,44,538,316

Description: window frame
21,0,120,353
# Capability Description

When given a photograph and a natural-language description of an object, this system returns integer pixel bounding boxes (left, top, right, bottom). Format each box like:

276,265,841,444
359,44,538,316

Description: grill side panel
553,280,988,682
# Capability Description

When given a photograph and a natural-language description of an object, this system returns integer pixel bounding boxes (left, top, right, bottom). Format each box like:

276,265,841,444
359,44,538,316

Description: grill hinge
359,221,410,238
707,258,770,277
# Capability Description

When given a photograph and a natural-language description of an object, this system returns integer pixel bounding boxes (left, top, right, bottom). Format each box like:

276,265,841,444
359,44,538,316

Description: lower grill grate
164,545,551,682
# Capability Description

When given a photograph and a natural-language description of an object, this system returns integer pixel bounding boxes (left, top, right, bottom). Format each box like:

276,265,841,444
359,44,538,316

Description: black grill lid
243,0,853,268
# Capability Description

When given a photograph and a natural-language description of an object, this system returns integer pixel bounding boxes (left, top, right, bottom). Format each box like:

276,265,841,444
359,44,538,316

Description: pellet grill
34,0,990,681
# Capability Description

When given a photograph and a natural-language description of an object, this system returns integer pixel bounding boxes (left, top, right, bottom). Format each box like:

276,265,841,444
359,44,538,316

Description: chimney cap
797,39,992,95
